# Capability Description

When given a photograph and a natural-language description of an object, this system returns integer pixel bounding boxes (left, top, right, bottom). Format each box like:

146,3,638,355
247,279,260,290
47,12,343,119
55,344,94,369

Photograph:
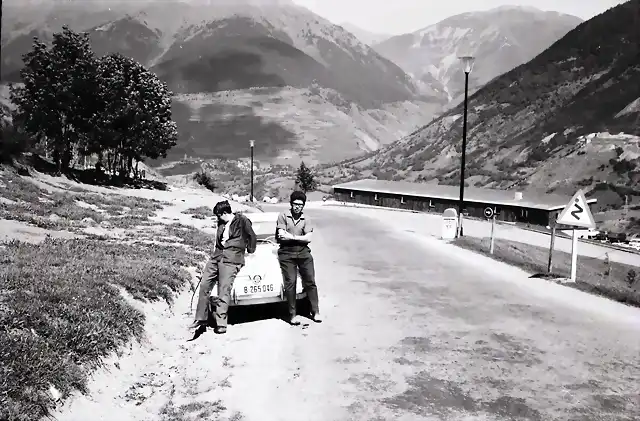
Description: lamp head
250,139,255,148
459,56,475,74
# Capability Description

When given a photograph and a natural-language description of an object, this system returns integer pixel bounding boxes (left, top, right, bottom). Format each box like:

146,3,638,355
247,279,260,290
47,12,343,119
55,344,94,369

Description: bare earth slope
167,87,441,166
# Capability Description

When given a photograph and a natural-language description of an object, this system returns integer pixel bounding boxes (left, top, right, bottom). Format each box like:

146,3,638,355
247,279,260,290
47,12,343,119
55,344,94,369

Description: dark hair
290,190,306,204
213,200,232,216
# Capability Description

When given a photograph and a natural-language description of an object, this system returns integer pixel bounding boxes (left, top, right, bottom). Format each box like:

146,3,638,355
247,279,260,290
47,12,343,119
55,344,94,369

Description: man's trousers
278,248,319,320
194,257,242,328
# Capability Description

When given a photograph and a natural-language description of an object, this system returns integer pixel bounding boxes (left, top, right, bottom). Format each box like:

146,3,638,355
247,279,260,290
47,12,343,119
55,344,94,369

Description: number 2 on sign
570,199,583,219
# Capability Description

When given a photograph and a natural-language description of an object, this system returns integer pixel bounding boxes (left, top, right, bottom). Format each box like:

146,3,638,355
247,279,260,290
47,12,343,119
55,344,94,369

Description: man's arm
276,212,290,241
293,219,313,243
242,215,257,253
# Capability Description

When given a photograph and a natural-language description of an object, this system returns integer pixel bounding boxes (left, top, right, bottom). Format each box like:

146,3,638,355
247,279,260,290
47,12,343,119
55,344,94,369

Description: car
209,211,310,314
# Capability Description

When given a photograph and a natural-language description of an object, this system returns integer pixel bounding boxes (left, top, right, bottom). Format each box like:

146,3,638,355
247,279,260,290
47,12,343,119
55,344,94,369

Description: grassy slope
454,236,640,307
0,164,235,420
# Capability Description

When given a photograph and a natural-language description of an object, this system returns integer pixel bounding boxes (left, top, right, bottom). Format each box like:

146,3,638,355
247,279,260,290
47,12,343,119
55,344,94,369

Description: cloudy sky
292,0,628,34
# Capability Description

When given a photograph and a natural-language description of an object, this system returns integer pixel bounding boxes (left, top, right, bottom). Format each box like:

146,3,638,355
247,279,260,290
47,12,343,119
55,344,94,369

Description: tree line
5,26,177,177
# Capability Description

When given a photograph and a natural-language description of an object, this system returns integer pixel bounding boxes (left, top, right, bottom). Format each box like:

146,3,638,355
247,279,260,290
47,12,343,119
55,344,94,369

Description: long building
331,179,597,227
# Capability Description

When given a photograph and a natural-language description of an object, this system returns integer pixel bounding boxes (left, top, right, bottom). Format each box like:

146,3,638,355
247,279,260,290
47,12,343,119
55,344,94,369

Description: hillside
164,86,440,166
1,0,446,167
321,0,640,233
373,6,582,101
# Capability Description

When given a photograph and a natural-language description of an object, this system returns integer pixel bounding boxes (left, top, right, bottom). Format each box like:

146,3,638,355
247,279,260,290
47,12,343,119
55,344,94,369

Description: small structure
442,208,458,240
332,179,597,228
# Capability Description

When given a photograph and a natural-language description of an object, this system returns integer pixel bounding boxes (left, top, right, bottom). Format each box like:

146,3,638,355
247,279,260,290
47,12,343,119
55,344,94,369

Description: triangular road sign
556,189,596,229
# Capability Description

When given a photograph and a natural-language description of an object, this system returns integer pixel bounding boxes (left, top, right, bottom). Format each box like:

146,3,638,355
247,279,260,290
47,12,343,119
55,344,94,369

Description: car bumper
231,292,307,306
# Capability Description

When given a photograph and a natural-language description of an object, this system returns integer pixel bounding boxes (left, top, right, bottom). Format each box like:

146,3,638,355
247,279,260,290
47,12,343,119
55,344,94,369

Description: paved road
317,203,640,267
56,206,640,421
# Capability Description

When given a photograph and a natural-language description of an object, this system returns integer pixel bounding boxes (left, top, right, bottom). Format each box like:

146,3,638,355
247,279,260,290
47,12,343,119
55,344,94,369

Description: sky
292,0,629,35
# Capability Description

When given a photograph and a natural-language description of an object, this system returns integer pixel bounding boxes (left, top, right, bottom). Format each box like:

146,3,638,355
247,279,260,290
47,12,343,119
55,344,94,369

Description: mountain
321,0,640,232
1,0,446,167
338,22,391,46
373,6,583,101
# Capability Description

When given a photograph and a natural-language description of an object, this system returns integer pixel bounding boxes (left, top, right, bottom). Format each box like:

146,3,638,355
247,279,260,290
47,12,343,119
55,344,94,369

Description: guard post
442,208,458,240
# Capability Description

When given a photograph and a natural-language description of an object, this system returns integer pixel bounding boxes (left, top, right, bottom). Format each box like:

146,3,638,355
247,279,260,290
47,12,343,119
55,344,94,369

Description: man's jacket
212,212,257,265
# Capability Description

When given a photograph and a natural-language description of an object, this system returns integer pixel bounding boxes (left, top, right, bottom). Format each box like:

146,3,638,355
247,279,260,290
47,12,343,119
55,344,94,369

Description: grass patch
181,206,214,219
0,171,168,232
162,223,215,253
0,238,198,421
454,237,640,307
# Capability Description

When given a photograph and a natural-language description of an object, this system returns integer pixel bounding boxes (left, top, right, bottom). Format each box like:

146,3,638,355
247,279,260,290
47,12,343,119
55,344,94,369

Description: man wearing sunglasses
276,190,321,325
188,200,257,334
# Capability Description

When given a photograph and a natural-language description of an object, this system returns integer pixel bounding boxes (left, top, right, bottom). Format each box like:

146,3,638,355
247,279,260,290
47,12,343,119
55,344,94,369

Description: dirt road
317,203,640,267
54,206,640,421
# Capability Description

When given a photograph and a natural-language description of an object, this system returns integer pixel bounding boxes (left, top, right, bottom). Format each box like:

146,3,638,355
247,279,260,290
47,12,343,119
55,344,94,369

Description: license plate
242,284,275,295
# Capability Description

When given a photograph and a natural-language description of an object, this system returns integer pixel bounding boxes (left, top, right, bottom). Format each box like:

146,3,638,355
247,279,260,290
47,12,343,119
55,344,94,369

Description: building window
400,196,405,204
374,193,378,201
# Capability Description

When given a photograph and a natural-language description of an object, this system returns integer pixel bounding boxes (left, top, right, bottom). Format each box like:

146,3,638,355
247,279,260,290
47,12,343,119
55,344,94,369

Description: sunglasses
291,202,304,206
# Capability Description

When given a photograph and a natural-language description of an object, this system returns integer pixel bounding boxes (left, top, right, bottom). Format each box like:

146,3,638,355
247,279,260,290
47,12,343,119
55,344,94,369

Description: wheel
296,297,312,318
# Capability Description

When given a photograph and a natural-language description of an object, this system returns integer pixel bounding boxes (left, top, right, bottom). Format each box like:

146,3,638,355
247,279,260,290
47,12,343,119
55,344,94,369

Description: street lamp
457,55,475,237
249,140,255,202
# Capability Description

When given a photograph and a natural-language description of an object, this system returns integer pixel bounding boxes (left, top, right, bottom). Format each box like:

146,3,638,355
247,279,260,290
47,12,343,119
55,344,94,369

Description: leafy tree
89,53,177,177
295,161,316,193
10,26,99,173
9,27,177,179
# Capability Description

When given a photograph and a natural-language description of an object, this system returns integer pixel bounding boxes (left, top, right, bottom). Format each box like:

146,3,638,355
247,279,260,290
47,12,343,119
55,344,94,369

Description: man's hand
278,229,294,241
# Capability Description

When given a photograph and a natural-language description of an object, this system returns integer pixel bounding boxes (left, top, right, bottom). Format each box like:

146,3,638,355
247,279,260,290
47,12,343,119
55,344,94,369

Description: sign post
547,223,556,273
555,189,596,282
484,207,496,254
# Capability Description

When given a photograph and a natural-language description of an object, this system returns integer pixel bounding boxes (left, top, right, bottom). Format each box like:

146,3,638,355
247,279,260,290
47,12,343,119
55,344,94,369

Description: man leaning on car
188,200,257,334
276,190,322,325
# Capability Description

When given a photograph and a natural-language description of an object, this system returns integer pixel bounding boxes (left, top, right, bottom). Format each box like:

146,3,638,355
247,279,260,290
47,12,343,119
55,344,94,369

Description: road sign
483,207,494,219
556,189,596,229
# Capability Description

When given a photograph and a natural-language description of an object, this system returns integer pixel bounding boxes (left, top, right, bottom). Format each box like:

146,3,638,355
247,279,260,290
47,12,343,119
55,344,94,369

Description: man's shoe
289,316,301,326
188,320,206,330
214,326,227,334
311,313,323,323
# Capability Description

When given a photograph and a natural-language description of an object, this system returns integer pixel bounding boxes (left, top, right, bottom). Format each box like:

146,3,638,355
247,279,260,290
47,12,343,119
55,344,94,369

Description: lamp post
457,55,475,238
249,139,255,202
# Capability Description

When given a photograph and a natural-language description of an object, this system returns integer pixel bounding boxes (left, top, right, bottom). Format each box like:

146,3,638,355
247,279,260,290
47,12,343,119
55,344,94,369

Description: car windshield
251,220,276,241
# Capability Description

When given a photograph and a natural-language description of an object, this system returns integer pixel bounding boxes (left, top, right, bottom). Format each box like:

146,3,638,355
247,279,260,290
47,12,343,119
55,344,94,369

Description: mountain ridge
373,6,583,101
1,0,445,167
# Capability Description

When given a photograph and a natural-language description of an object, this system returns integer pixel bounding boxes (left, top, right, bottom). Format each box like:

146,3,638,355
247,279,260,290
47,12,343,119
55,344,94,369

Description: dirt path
50,206,640,421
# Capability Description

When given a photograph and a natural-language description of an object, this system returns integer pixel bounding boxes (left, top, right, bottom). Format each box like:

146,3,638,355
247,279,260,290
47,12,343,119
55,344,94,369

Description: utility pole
457,55,475,237
249,140,255,202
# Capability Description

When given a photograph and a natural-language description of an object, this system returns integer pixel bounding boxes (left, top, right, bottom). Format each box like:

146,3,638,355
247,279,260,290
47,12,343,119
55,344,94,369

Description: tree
295,161,316,193
10,26,100,173
89,53,177,177
9,27,177,179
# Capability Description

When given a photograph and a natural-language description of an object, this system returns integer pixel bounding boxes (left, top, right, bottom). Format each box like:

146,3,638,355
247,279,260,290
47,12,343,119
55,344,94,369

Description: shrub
193,170,216,192
0,124,33,163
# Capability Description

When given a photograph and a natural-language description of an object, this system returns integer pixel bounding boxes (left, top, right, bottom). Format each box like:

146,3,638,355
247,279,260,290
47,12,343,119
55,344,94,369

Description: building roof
332,179,597,211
